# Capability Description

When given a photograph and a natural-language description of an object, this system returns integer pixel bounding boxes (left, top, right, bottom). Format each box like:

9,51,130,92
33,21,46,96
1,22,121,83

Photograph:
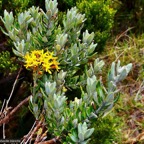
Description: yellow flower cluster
24,50,60,74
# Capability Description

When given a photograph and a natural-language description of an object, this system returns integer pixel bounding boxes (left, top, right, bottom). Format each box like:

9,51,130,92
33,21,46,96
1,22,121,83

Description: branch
0,96,30,125
34,123,46,143
22,120,43,144
6,66,22,108
2,66,22,138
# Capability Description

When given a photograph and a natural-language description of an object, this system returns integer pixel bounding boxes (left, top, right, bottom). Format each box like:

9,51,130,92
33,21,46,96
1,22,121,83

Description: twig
114,27,134,46
0,99,6,139
114,49,126,62
3,122,5,139
0,96,30,125
0,99,6,112
22,120,43,144
34,123,46,143
39,131,47,142
1,67,22,139
20,121,36,144
6,66,22,108
135,80,144,101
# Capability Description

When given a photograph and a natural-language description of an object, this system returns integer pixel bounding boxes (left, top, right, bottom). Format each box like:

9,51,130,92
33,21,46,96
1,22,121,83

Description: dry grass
97,33,144,144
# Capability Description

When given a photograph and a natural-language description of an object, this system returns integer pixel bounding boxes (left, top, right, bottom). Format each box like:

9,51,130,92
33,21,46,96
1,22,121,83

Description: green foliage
77,0,116,52
0,0,132,143
96,34,144,143
90,114,122,144
0,51,18,74
0,0,34,15
69,122,94,143
58,0,116,52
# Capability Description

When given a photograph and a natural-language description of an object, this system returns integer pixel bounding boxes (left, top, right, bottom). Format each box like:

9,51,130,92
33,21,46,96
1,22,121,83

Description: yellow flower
50,60,60,71
24,50,60,74
24,50,42,68
24,53,38,68
42,62,52,74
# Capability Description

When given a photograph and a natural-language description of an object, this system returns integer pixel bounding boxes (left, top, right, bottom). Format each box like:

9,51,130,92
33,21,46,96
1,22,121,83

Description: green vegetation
0,51,18,75
77,0,116,52
0,0,34,14
0,0,144,143
0,1,132,143
98,34,144,143
58,0,115,52
90,114,122,144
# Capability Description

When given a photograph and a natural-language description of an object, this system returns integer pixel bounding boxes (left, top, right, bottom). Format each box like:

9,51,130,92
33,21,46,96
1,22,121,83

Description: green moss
90,112,122,144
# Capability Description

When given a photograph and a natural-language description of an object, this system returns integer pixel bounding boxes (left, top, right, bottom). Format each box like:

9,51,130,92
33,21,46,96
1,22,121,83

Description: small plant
0,51,18,75
0,0,132,143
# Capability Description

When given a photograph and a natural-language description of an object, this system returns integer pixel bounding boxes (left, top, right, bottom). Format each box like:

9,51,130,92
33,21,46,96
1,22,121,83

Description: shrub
77,0,116,52
0,51,18,75
0,0,34,15
0,0,131,143
57,0,116,52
